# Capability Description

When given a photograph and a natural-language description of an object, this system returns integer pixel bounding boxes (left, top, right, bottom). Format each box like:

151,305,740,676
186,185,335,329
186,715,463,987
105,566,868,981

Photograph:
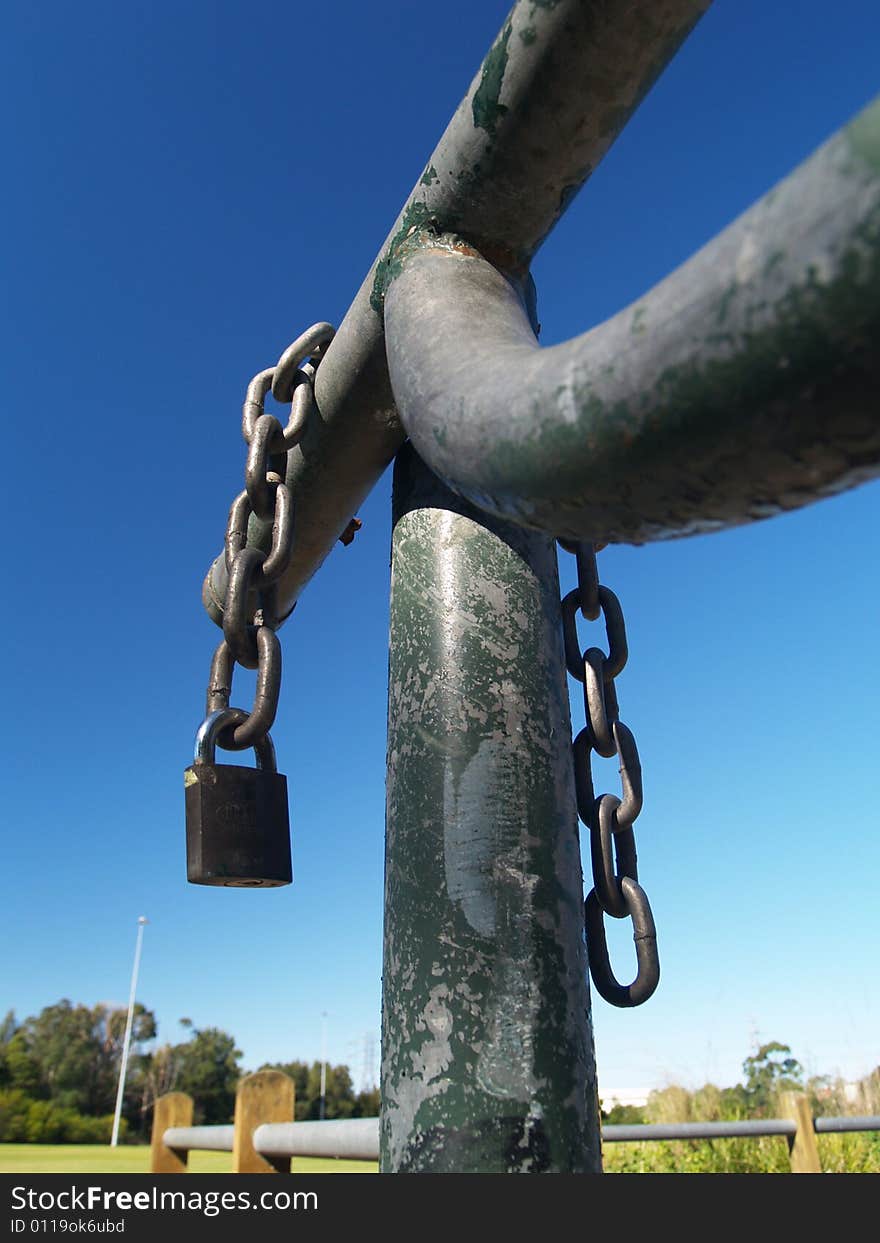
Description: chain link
195,322,350,755
558,540,659,1008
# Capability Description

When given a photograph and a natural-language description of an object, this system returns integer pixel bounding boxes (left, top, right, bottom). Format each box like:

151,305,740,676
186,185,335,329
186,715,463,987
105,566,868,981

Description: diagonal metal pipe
384,96,880,545
202,0,712,624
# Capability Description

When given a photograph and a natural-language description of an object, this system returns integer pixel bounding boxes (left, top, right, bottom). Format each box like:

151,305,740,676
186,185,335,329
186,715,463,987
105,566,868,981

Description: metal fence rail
163,1125,235,1152
603,1116,880,1143
254,1119,380,1162
814,1115,880,1135
160,1112,880,1163
163,1118,379,1161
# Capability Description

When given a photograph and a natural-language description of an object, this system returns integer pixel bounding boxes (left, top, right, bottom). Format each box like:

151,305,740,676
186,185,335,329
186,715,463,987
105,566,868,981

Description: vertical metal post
380,443,601,1173
319,1011,327,1121
111,914,148,1147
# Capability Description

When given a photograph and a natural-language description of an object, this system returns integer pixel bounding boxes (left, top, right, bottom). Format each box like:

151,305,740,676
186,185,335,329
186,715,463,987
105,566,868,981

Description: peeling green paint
381,447,600,1173
519,25,537,45
370,201,437,316
630,305,647,336
459,196,880,538
472,20,512,138
702,330,736,348
715,282,737,325
420,163,439,186
586,222,880,474
763,249,785,278
847,98,880,173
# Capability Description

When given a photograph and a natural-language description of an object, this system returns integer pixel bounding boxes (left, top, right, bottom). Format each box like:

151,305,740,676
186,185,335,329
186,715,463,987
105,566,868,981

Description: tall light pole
110,916,148,1147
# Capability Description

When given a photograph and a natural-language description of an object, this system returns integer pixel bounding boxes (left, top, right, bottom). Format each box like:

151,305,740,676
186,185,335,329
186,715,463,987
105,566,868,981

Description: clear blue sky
2,1,878,1099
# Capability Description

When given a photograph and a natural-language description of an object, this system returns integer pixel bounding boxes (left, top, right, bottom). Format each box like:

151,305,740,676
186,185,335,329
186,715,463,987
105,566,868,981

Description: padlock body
185,761,292,886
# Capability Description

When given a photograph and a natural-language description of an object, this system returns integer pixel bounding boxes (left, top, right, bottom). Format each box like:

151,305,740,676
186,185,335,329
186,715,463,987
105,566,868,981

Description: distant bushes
0,1089,122,1144
601,1081,880,1174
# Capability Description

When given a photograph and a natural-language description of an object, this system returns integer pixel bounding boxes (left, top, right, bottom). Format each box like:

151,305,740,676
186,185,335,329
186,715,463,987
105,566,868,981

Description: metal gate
192,0,880,1172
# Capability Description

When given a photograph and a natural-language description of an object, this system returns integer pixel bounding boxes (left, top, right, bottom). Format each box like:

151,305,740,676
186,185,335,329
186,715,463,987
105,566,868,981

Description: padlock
184,708,292,887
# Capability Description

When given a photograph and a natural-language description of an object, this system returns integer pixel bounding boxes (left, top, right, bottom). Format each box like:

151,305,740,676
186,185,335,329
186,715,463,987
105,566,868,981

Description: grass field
0,1144,377,1175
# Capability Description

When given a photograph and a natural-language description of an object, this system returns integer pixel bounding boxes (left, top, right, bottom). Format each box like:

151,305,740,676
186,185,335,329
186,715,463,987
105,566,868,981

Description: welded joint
377,223,538,328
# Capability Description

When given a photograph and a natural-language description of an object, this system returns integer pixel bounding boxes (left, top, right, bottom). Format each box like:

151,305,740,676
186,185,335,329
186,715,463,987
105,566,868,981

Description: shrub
0,1089,122,1144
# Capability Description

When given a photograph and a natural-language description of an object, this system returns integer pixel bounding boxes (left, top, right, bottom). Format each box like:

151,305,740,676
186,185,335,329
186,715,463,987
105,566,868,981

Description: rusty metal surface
206,632,281,752
381,444,601,1172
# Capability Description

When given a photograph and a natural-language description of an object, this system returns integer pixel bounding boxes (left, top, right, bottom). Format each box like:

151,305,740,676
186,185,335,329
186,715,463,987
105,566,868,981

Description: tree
127,1042,179,1138
7,1000,156,1118
742,1041,804,1114
135,1023,243,1131
172,1027,242,1125
258,1060,359,1120
1,1032,42,1098
0,1011,17,1045
354,1085,381,1117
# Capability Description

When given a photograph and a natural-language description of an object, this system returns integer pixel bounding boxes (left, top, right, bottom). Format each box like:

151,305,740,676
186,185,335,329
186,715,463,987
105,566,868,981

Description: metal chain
558,539,660,1008
200,322,340,754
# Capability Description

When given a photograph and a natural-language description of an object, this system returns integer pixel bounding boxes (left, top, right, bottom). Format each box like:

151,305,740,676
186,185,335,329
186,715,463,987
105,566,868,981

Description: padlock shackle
194,708,277,772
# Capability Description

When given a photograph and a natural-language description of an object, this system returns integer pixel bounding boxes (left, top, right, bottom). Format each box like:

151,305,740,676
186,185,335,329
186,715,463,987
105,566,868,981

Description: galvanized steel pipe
162,1125,234,1152
602,1119,797,1143
203,0,712,623
384,97,880,545
254,1118,380,1161
604,1114,880,1141
161,1112,880,1157
813,1114,880,1134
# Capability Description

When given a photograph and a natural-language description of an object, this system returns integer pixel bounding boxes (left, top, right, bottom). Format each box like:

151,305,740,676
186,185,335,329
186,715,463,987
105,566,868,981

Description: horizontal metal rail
604,1115,880,1143
203,0,712,624
254,1119,380,1162
384,96,880,544
161,1118,380,1161
604,1119,795,1142
163,1125,235,1152
814,1115,880,1135
162,1113,880,1160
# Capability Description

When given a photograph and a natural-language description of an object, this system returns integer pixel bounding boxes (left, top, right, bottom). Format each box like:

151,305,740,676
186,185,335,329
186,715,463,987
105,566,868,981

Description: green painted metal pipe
381,444,601,1173
202,0,711,625
384,97,880,544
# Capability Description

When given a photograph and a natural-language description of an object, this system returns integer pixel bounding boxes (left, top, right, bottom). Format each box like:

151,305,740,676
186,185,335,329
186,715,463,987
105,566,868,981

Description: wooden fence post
233,1070,295,1173
780,1092,822,1173
150,1092,193,1173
